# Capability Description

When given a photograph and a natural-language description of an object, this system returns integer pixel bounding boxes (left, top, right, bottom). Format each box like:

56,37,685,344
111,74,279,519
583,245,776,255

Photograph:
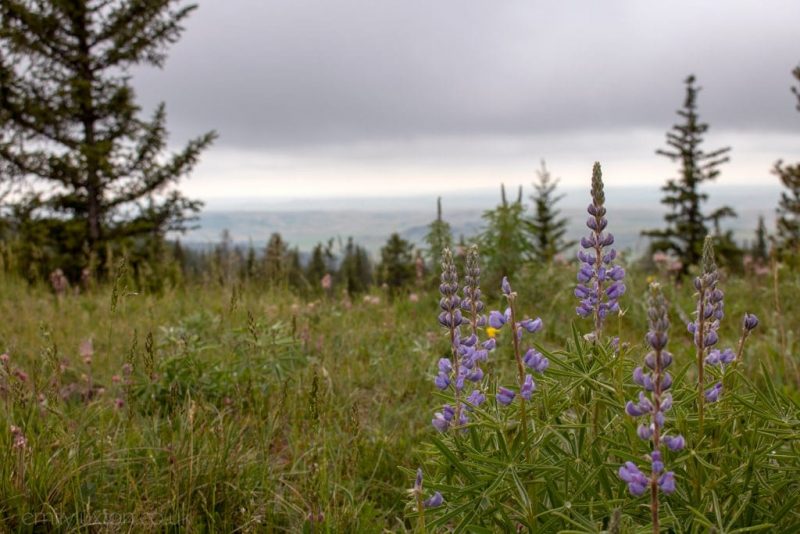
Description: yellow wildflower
486,327,499,339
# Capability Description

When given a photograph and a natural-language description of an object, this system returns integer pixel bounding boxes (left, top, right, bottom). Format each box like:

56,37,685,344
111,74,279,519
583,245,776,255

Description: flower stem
508,296,530,460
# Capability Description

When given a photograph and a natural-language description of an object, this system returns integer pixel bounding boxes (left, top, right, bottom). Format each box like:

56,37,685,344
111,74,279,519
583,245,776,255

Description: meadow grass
0,258,798,532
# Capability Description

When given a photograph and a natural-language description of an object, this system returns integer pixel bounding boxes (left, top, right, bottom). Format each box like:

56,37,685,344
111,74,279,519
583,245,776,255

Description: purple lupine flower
743,313,759,332
651,450,664,473
442,404,455,422
658,472,676,494
496,387,516,406
519,318,543,334
705,348,735,366
434,373,450,390
415,468,423,492
705,382,723,403
520,375,535,400
466,367,484,382
618,462,648,496
423,491,443,508
438,249,462,331
689,237,731,405
432,413,449,432
501,276,512,296
523,348,549,373
663,435,685,451
466,389,485,408
431,246,495,432
687,238,723,350
488,310,506,329
575,163,625,337
620,283,682,504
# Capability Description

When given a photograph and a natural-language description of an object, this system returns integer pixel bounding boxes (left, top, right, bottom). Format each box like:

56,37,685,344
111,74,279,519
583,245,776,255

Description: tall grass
0,253,798,531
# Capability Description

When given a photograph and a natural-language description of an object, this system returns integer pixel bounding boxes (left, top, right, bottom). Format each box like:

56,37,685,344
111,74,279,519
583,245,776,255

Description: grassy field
1,258,799,532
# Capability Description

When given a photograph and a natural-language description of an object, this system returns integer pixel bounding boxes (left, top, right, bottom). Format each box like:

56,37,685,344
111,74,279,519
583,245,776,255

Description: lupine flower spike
411,468,443,531
687,236,725,429
575,162,626,340
488,276,545,456
621,282,682,534
433,248,493,432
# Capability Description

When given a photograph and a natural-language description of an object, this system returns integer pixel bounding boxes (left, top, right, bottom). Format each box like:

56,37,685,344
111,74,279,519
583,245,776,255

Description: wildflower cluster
413,164,777,532
432,248,492,432
575,162,626,338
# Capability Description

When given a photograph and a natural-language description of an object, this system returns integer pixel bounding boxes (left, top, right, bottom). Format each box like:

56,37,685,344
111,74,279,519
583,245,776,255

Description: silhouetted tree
263,233,288,284
339,237,372,295
774,64,800,256
525,160,575,263
423,197,452,272
377,233,415,294
752,215,769,263
643,75,734,273
0,0,215,280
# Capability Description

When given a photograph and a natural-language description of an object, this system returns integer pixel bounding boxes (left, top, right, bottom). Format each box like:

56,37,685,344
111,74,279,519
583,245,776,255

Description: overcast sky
133,0,800,202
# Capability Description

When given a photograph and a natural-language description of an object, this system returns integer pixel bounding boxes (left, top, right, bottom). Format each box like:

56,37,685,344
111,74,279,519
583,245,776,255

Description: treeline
0,1,799,293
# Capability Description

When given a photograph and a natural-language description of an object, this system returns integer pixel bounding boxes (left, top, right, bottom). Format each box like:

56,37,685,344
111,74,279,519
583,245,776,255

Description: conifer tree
774,64,800,255
263,233,287,284
525,160,575,263
0,0,215,279
480,184,528,288
339,237,372,295
377,233,415,294
752,215,769,263
423,197,452,272
643,75,734,273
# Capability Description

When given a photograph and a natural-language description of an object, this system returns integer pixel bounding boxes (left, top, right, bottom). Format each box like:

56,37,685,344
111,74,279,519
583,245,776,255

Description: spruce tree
525,160,575,263
423,197,452,272
480,184,529,288
263,233,287,284
377,233,415,294
752,215,769,263
339,236,372,295
774,64,800,255
643,75,734,273
0,1,215,279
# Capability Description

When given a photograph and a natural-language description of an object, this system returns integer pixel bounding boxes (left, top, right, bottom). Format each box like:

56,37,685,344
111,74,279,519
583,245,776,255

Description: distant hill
180,184,781,258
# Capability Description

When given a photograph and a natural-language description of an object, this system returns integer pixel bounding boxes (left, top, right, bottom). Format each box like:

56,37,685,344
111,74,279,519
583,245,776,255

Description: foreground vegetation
1,243,798,531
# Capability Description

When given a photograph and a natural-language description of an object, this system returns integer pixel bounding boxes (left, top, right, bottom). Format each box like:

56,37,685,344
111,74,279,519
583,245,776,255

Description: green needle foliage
0,0,216,280
643,75,735,274
481,184,529,291
424,198,454,277
525,160,575,264
774,64,800,258
378,232,416,294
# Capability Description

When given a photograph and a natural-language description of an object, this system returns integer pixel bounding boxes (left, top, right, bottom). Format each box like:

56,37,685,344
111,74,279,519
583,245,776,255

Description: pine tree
480,184,529,288
377,233,415,294
0,1,215,280
643,75,734,273
525,160,575,263
423,197,452,272
339,237,372,295
774,64,800,255
752,215,769,263
263,233,287,284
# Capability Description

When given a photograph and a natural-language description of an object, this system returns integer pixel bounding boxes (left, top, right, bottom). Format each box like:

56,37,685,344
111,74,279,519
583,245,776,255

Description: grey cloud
133,0,800,150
